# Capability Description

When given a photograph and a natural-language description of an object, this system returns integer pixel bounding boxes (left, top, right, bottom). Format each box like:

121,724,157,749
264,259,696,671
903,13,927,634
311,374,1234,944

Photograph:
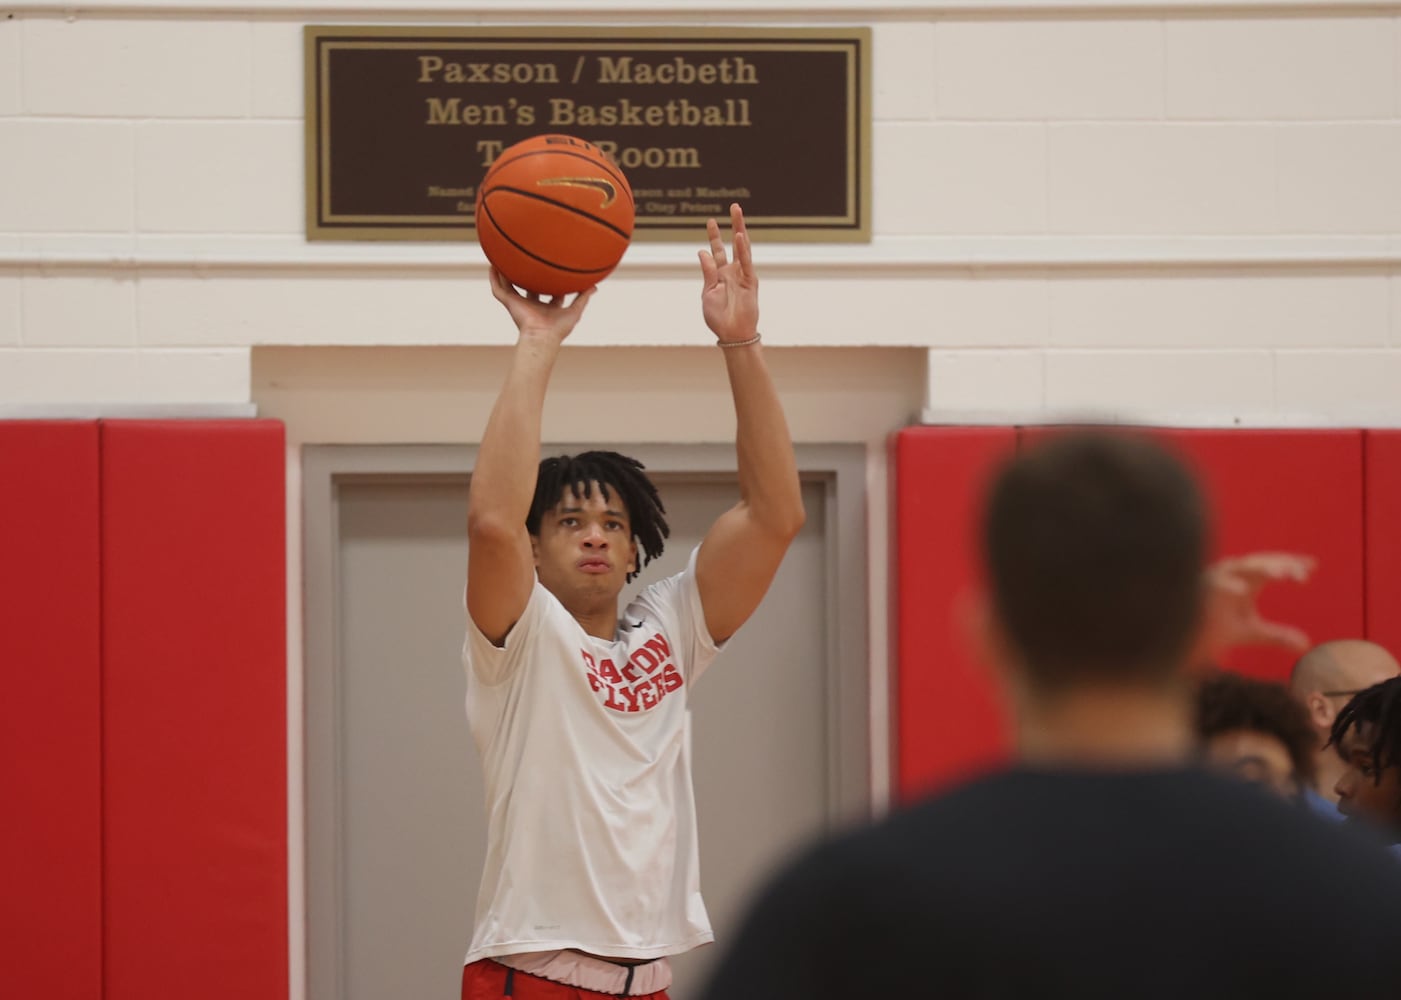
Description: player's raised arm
694,204,806,644
466,269,596,645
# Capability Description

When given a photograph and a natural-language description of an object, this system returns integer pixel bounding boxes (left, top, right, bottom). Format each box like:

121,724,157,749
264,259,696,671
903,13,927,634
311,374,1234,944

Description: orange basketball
475,134,635,297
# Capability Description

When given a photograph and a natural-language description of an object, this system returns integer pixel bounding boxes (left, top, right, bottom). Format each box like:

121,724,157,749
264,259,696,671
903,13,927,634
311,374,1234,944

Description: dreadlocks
1330,675,1401,784
527,451,669,583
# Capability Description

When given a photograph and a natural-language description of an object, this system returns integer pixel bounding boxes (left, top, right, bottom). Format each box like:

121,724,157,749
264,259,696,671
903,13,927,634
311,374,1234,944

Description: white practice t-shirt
461,547,722,964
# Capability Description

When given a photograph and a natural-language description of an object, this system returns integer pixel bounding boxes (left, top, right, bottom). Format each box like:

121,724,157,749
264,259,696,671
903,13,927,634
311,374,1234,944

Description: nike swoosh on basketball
537,177,617,209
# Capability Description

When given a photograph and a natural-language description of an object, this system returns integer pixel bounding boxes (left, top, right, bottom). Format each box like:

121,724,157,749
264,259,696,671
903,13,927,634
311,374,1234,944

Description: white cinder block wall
3,0,1400,425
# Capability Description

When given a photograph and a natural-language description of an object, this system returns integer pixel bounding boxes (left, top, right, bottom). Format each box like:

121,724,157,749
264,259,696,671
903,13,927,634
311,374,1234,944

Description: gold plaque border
304,26,871,244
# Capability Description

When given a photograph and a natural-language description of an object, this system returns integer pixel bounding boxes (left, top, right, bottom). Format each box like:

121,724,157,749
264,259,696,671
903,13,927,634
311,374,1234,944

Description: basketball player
700,432,1401,1000
459,204,804,1000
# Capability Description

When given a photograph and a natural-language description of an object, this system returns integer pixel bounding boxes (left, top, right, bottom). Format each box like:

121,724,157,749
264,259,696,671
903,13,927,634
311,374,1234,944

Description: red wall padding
1365,431,1401,658
0,422,103,1000
892,427,1017,801
100,420,287,1000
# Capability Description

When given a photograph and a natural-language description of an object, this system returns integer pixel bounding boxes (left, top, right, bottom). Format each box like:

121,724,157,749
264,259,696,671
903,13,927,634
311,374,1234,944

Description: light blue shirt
1302,787,1401,859
1300,786,1343,822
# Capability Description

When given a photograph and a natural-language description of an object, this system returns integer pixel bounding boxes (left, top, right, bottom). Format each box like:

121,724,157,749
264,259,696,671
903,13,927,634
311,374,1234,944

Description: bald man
1290,640,1400,812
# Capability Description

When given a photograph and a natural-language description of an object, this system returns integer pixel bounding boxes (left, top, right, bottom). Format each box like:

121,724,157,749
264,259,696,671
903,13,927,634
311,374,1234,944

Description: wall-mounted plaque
304,26,870,242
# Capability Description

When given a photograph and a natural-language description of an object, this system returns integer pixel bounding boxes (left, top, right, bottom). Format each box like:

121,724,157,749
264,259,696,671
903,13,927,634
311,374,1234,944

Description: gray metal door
307,447,867,1000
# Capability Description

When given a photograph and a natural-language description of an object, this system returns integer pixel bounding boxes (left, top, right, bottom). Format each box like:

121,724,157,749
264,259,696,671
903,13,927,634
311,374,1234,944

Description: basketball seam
482,186,633,242
479,198,624,277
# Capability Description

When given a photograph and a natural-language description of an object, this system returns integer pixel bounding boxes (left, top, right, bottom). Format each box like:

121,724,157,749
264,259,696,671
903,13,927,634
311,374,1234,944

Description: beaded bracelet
717,333,762,349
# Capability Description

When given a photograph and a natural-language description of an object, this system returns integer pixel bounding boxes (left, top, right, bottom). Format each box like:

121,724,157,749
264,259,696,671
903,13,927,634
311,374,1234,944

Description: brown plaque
304,26,870,242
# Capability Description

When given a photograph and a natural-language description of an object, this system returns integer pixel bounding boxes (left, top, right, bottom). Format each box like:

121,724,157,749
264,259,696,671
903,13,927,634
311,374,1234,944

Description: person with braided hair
1330,675,1401,852
459,205,804,1000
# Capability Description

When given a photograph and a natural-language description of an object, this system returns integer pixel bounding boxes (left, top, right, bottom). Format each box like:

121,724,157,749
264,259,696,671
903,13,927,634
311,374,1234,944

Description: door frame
301,442,870,1000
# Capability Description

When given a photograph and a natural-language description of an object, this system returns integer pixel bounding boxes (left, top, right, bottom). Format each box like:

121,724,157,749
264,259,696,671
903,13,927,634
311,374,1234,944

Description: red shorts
462,959,670,1000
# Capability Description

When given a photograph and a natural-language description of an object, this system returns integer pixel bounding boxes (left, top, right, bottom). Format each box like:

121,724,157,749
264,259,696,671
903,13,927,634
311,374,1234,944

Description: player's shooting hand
1201,552,1316,656
699,203,759,345
490,267,596,345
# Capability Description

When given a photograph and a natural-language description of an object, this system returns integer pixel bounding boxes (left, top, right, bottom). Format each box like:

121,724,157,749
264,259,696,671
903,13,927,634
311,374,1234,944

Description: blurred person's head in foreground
974,430,1217,765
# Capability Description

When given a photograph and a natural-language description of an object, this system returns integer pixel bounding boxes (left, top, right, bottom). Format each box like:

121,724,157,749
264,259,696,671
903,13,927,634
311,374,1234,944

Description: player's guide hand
699,203,760,347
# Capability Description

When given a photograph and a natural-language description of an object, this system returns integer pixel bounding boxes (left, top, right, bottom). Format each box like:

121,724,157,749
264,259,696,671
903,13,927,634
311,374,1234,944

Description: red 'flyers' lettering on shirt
582,634,684,714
